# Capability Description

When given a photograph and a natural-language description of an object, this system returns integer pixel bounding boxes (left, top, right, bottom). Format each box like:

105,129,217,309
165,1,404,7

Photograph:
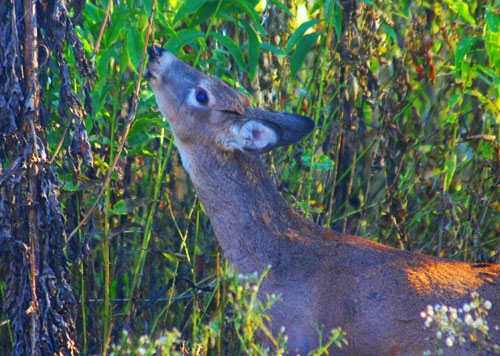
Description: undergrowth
1,0,499,354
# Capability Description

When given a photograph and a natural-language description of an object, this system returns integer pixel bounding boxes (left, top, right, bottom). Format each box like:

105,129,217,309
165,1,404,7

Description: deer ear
225,113,314,154
229,119,279,153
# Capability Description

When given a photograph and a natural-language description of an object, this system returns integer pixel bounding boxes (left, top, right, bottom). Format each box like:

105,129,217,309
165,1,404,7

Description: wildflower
436,331,442,339
427,305,434,317
463,303,471,313
464,313,473,326
445,336,454,347
449,307,458,321
484,300,492,310
471,318,483,329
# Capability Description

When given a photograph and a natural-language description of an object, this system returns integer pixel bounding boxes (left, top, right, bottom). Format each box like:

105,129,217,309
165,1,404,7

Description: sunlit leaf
285,19,322,54
442,0,476,25
486,11,500,32
455,37,476,79
162,252,187,262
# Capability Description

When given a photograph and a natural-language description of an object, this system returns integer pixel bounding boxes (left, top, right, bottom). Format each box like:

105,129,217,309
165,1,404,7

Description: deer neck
177,142,298,274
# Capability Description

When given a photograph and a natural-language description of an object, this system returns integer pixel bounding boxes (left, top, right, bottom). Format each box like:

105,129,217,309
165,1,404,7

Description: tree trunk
0,0,92,354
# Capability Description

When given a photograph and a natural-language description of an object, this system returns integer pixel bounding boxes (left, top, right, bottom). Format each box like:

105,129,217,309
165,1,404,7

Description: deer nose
147,46,164,59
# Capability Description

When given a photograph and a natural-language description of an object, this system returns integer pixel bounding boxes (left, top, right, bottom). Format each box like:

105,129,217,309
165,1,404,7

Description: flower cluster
420,292,499,354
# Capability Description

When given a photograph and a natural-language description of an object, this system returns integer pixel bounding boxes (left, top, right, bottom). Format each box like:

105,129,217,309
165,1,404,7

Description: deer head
145,47,313,159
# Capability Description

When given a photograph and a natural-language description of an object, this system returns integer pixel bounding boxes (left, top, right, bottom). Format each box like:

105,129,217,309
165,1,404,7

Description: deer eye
195,87,209,105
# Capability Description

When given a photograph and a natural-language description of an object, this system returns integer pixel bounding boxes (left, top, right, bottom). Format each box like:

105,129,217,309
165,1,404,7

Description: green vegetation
1,0,499,354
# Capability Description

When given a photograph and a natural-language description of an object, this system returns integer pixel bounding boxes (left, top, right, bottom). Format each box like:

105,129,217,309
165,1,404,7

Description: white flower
472,318,484,329
445,336,454,347
436,331,442,339
420,311,427,319
464,313,473,326
484,300,492,310
463,303,471,313
427,305,435,316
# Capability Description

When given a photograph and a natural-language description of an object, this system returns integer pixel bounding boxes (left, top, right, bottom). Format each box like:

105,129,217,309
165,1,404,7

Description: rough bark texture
0,0,92,354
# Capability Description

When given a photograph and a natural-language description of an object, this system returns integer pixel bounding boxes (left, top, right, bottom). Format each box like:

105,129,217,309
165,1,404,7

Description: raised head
144,46,314,157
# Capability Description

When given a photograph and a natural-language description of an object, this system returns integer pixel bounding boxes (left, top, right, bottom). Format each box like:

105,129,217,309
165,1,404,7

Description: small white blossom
484,300,492,310
445,336,454,347
471,318,483,329
427,305,435,316
464,313,473,326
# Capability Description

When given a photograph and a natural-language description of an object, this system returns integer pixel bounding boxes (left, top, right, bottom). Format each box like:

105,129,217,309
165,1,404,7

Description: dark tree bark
0,0,92,354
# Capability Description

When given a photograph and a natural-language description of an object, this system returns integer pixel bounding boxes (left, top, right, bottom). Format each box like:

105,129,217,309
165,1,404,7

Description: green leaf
126,26,144,73
107,6,129,45
260,43,285,56
112,200,129,215
173,0,208,26
443,153,457,192
442,0,476,25
191,1,220,28
240,20,260,81
224,0,261,28
285,19,322,54
166,30,205,53
211,32,247,73
268,0,293,17
301,154,334,170
455,37,476,79
486,11,500,32
381,24,398,43
290,33,320,77
162,252,187,263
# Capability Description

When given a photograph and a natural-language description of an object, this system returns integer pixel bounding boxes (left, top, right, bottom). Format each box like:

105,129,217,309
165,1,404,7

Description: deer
144,46,500,355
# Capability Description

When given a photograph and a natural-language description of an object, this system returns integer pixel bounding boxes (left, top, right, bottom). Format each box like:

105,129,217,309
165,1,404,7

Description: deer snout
147,46,164,59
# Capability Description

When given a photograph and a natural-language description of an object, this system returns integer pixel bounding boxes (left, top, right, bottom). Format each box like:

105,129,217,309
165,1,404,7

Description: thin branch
67,0,158,242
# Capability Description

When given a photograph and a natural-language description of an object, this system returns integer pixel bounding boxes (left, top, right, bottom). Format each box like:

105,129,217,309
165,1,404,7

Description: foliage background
1,0,499,354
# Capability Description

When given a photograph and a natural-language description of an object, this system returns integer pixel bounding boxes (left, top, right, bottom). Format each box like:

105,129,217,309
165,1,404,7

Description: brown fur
145,47,500,355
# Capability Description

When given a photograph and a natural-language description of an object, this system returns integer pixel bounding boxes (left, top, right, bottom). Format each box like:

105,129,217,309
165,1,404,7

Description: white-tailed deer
145,46,500,355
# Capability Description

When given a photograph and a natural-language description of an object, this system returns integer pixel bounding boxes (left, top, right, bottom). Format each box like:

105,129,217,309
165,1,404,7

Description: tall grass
1,0,499,354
